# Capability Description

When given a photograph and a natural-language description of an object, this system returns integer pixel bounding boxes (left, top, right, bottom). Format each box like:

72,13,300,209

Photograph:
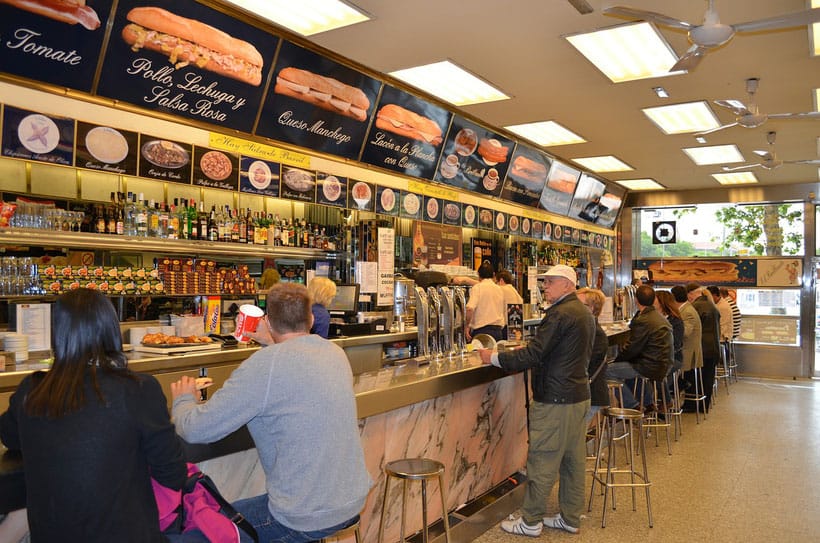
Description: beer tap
426,286,442,360
414,286,430,359
438,286,455,358
452,286,467,355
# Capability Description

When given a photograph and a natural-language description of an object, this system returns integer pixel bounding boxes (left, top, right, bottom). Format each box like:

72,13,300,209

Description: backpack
153,463,258,543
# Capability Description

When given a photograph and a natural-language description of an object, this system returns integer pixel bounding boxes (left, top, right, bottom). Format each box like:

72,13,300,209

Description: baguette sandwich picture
274,67,370,121
121,7,264,86
648,260,739,283
510,155,547,184
1,0,100,30
375,104,443,145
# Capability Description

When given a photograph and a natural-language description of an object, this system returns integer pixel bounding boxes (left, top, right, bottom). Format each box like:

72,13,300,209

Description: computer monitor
327,284,360,317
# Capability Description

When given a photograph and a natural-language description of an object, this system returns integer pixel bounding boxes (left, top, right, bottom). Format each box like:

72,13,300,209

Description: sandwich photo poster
256,40,382,161
2,105,75,166
567,172,607,224
0,0,114,93
96,0,280,134
539,160,581,216
360,84,451,180
434,115,515,198
595,184,627,228
499,144,550,207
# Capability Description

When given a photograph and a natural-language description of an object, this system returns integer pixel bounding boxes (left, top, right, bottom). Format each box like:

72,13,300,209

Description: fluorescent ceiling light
504,121,586,146
565,22,683,83
682,145,744,165
223,0,370,36
389,61,509,106
695,136,707,144
712,172,759,185
571,155,633,172
813,0,820,56
616,178,664,190
643,101,721,135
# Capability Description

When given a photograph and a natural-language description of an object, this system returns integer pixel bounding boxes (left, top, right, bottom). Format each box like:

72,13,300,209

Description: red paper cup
233,304,265,342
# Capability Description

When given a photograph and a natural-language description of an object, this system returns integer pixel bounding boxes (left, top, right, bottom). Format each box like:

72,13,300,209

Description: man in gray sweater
171,283,371,542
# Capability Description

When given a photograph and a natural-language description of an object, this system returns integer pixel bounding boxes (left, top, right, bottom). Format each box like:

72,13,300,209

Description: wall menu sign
256,40,381,160
97,0,279,133
137,134,192,183
192,146,239,191
418,222,462,267
316,172,347,208
360,85,451,179
434,116,515,198
1,106,74,165
0,0,113,93
239,156,280,197
75,122,138,175
279,165,316,203
539,160,580,216
500,145,550,207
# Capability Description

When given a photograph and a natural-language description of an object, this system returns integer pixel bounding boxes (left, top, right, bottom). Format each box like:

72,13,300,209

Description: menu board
539,160,580,216
97,0,279,133
376,186,398,216
0,0,114,92
499,146,550,207
316,172,347,208
256,40,381,160
417,222,462,266
239,157,280,197
138,134,192,183
568,173,608,224
348,180,374,212
75,122,138,175
423,196,441,223
441,200,461,226
192,146,239,191
360,85,450,179
2,106,74,165
434,116,515,197
596,185,627,228
399,191,422,220
279,165,316,202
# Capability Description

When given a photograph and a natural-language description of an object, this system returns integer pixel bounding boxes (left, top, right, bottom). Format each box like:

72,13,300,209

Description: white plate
248,160,271,189
495,212,505,230
86,126,129,164
351,182,371,208
18,114,59,154
464,205,476,224
521,217,531,235
380,188,395,211
322,175,342,201
403,193,420,215
443,202,460,221
426,198,439,219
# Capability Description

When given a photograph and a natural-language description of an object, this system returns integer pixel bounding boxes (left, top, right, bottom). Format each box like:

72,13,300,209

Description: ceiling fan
695,78,820,136
722,131,820,172
604,0,820,71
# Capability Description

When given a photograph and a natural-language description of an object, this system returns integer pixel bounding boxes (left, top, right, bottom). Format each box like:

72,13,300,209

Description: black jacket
498,292,593,404
589,322,610,407
615,305,673,380
692,294,721,361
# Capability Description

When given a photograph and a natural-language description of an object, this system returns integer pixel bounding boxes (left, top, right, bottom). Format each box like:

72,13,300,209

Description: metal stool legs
588,407,653,528
684,366,707,423
378,458,451,543
638,377,672,455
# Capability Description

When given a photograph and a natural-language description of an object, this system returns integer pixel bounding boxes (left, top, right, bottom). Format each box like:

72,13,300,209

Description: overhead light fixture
504,121,586,146
712,172,759,185
570,155,634,172
222,0,370,36
653,86,670,98
616,178,665,190
682,145,744,165
389,60,509,106
695,136,708,144
565,22,684,83
812,0,820,56
814,88,820,111
642,101,721,134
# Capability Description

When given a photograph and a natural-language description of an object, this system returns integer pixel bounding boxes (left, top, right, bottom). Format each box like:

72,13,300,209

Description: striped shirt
727,298,741,339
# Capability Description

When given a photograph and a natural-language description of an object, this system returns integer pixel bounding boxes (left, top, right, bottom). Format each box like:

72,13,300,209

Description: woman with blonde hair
307,277,337,338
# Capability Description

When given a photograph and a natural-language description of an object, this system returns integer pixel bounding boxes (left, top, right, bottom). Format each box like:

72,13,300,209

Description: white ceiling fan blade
567,0,594,15
733,8,820,33
787,159,820,165
753,149,771,158
714,99,750,116
767,111,820,120
722,163,762,172
670,45,708,72
694,122,738,136
603,6,693,30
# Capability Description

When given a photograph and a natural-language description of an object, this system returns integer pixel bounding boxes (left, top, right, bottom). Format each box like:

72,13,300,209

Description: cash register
327,284,377,337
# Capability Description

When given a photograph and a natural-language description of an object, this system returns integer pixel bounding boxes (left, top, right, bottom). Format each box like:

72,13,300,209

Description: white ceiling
299,0,820,193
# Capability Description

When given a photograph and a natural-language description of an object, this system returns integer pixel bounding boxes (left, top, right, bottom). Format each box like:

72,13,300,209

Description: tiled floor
472,377,820,542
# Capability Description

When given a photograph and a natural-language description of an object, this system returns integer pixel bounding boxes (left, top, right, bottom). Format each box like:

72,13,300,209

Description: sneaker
543,513,580,534
500,515,542,537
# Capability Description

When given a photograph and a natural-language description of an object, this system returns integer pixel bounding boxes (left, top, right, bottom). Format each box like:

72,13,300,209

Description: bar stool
665,369,684,441
683,366,707,423
715,341,731,395
378,458,451,543
588,407,653,528
727,340,739,382
320,518,361,542
635,376,672,455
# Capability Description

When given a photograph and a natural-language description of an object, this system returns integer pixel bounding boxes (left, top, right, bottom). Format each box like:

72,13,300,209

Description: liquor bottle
158,203,170,239
198,201,209,241
245,208,254,244
273,215,282,246
230,208,240,243
147,199,159,237
135,194,148,237
208,206,219,242
234,209,244,243
94,204,106,234
167,203,179,240
115,194,125,236
187,200,198,240
106,192,118,234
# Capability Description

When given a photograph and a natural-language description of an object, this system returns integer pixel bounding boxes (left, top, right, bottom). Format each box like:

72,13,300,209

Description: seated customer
606,285,674,411
171,283,372,542
576,287,610,426
307,277,337,339
0,288,190,543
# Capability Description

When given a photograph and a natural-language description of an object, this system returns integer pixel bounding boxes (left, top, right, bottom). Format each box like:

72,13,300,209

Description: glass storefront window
735,287,800,346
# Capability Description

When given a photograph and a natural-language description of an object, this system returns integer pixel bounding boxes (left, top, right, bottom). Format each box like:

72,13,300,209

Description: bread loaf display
510,155,547,183
1,0,100,30
274,67,370,121
648,260,739,283
375,104,442,145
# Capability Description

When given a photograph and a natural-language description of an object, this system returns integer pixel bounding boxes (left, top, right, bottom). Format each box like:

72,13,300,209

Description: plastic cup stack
2,333,29,362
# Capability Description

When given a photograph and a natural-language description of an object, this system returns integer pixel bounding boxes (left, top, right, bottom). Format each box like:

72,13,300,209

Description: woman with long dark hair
0,288,188,542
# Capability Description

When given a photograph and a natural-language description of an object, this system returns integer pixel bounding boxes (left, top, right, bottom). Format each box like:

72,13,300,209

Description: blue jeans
233,494,357,543
605,362,642,409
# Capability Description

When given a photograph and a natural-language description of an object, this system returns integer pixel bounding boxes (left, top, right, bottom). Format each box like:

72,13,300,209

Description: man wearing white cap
478,264,593,537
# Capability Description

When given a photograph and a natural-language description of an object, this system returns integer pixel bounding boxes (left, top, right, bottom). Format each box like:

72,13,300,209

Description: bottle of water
123,192,138,236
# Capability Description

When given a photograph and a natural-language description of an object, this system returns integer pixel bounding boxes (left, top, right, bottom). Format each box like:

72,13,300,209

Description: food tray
135,343,222,354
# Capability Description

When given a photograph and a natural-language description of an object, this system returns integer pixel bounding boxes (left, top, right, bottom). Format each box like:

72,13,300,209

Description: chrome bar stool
320,517,361,542
666,369,684,441
727,340,739,382
636,376,672,455
588,407,653,528
715,341,731,395
378,458,451,543
683,366,707,423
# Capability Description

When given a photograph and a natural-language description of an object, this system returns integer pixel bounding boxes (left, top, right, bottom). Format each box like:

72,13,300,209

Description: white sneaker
543,513,580,534
500,515,543,537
